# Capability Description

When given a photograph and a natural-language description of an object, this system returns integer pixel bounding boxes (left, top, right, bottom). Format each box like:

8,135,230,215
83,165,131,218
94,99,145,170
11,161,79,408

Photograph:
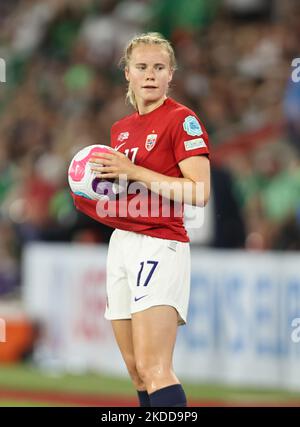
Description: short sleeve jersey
73,97,209,242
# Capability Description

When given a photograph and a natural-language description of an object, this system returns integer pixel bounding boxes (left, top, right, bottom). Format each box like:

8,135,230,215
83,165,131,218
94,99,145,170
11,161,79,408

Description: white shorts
104,229,191,325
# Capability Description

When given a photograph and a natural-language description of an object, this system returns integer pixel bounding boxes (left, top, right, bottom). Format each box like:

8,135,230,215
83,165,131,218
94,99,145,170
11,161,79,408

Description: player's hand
89,151,139,181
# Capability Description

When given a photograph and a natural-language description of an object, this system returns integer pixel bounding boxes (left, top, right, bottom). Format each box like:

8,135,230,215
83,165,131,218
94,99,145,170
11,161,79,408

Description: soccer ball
68,144,125,201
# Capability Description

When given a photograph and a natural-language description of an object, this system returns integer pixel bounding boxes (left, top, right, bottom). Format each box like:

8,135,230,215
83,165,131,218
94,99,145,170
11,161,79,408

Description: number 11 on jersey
124,147,139,163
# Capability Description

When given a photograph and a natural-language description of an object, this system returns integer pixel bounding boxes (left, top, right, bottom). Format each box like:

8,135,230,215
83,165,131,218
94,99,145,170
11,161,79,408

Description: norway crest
145,133,157,151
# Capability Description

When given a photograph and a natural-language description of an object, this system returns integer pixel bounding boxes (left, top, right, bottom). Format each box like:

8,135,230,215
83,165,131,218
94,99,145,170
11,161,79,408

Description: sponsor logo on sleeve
183,115,203,136
184,138,207,151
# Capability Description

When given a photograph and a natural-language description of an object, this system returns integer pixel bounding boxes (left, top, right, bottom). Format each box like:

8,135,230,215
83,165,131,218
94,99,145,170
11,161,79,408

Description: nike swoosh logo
134,295,147,302
115,142,126,151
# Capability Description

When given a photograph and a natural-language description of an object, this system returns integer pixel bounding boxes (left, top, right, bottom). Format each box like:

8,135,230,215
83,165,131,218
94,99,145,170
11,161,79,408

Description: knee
124,354,145,388
136,360,169,384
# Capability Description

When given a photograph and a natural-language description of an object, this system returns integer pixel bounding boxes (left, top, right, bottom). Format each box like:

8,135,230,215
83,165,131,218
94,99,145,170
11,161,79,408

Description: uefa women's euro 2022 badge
183,115,203,137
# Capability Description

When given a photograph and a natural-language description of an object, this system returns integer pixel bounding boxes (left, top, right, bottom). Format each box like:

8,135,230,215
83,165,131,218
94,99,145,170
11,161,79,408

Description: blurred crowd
0,0,300,295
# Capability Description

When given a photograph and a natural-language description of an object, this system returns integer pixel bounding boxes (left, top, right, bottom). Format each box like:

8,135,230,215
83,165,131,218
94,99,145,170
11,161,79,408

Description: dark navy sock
149,384,187,407
137,390,150,407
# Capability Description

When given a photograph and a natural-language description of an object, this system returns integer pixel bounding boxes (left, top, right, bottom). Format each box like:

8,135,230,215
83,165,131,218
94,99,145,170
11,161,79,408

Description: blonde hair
119,32,177,110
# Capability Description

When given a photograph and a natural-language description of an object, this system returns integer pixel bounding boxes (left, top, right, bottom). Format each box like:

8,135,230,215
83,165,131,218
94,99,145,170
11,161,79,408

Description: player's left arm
178,155,210,206
90,150,210,207
131,154,210,207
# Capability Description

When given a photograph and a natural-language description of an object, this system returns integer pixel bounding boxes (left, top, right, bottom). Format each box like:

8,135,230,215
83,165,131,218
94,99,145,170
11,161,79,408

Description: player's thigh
132,305,178,368
105,230,131,320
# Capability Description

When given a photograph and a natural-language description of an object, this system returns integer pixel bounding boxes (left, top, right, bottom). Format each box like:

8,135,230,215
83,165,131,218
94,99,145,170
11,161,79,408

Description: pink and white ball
68,144,124,201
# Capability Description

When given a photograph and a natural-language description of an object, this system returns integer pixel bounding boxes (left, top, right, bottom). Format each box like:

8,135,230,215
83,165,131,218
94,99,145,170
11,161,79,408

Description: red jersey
72,97,209,242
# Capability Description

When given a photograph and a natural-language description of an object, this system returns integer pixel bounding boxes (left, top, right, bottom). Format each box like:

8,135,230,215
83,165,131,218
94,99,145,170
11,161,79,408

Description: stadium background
1,0,300,406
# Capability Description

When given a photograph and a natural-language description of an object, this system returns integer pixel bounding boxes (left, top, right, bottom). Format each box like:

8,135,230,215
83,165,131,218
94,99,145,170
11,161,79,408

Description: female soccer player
74,33,210,407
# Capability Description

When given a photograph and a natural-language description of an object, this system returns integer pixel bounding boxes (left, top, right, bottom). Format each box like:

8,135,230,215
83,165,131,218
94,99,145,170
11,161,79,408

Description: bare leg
132,305,180,394
111,319,146,391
